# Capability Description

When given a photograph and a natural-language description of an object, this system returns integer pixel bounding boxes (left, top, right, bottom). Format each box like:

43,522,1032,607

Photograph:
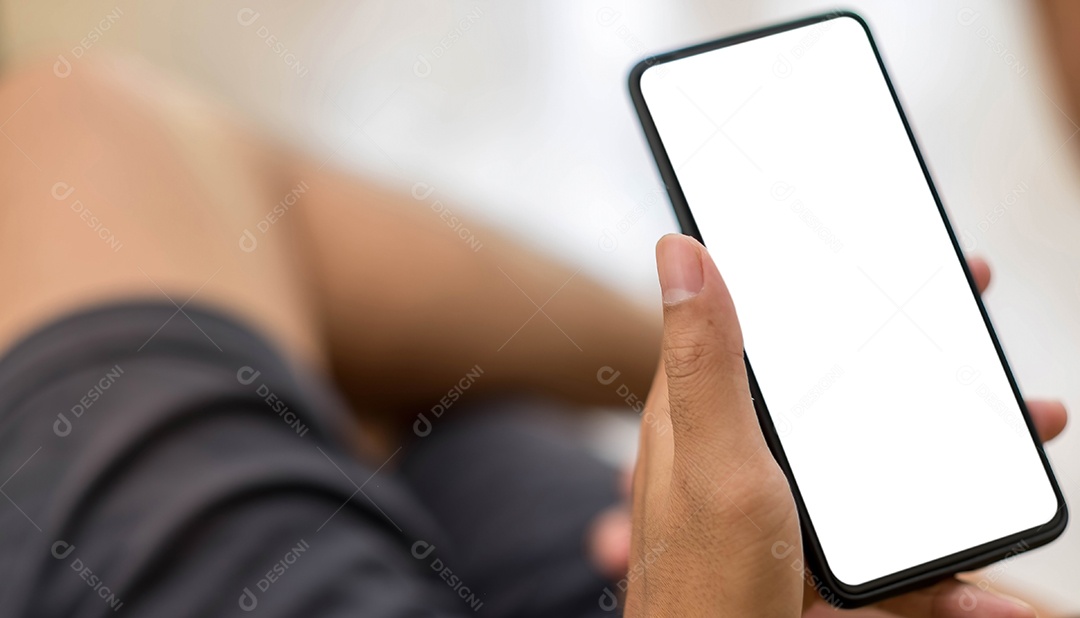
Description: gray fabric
401,405,621,618
0,303,621,618
0,303,465,617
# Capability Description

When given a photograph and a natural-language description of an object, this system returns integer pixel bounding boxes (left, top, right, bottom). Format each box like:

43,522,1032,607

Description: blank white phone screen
639,16,1058,586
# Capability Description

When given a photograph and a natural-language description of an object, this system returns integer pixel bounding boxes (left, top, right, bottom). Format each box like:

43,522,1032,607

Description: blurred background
3,0,1078,611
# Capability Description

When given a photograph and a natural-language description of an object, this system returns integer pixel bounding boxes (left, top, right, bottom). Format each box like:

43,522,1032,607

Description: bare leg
290,158,662,417
0,56,324,370
0,52,661,435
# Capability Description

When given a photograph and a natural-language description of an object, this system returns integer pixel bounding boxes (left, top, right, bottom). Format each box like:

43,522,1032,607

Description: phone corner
1033,468,1070,544
1043,498,1069,541
826,8,867,26
802,568,879,610
627,57,657,97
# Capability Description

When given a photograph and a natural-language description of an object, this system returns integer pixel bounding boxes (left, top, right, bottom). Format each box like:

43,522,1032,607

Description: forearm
293,160,661,414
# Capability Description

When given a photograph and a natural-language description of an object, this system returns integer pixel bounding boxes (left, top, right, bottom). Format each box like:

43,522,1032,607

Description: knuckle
737,462,791,508
677,452,789,517
662,315,745,384
663,331,715,381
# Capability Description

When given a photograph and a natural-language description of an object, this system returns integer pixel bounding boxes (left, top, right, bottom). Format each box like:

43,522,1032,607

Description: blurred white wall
4,0,1079,610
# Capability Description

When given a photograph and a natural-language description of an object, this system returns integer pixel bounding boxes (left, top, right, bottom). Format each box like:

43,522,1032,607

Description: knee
2,52,213,128
0,54,123,121
0,55,145,173
0,53,254,188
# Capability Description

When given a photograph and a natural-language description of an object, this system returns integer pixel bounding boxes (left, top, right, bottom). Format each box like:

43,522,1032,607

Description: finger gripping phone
629,11,1067,607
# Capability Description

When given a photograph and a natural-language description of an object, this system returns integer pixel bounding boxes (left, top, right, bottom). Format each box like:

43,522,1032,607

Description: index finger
874,578,1034,618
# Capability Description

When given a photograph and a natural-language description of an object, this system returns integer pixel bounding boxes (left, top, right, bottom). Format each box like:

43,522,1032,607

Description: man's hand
624,234,803,616
616,236,1064,617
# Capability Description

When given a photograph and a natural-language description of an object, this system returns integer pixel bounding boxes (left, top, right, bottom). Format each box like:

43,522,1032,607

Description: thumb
655,234,760,461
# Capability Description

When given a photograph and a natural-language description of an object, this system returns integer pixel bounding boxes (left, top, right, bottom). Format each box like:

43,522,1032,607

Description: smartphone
629,11,1067,607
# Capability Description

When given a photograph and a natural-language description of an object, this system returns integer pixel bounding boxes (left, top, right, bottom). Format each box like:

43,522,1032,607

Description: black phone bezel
627,9,1068,608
